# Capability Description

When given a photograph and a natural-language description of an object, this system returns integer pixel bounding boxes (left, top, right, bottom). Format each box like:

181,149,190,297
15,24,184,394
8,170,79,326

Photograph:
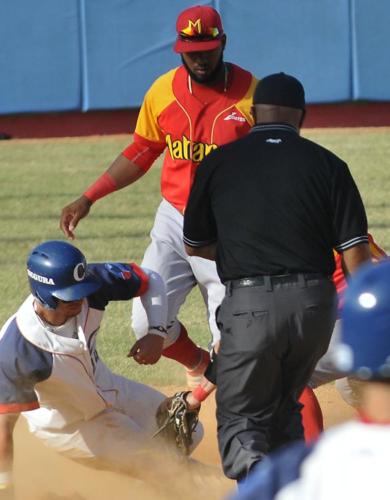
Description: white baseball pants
131,199,225,347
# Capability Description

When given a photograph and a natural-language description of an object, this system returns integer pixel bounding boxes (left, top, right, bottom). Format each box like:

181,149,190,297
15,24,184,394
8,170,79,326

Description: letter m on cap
182,18,202,36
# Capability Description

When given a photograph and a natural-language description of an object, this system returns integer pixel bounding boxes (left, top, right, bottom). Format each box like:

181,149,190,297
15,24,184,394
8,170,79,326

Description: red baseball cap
174,5,224,53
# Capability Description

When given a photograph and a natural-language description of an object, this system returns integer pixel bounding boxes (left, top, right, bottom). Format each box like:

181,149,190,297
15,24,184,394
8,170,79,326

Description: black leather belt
229,273,327,289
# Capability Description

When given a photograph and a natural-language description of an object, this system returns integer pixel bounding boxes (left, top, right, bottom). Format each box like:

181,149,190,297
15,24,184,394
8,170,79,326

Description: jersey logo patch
105,263,133,281
266,138,282,144
224,112,246,122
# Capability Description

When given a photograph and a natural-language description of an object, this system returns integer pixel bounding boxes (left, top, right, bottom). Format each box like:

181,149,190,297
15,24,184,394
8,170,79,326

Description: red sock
299,386,324,442
162,323,209,371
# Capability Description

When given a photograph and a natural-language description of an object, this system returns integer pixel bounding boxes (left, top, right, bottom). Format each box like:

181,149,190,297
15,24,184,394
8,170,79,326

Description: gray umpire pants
216,274,336,481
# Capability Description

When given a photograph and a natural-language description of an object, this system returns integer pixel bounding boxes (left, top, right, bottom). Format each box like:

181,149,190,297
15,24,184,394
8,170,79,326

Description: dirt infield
12,384,355,500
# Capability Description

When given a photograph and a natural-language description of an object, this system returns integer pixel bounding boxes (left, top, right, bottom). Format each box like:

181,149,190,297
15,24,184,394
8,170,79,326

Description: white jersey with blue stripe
0,262,147,432
232,421,390,500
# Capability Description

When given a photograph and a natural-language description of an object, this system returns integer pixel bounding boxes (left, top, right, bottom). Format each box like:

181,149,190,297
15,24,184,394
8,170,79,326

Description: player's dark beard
181,55,225,85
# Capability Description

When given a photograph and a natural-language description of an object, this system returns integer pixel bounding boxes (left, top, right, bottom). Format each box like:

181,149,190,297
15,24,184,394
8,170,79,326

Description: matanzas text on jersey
166,134,217,162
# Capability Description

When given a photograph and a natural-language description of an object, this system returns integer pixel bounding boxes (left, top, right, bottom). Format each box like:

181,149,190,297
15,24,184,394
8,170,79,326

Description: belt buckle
241,278,254,287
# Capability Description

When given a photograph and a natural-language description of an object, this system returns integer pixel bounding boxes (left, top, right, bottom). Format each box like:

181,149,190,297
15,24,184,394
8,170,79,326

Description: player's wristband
192,385,210,403
83,172,117,203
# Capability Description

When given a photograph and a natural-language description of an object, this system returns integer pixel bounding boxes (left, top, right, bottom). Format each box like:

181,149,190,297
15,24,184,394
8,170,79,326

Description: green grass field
0,128,389,385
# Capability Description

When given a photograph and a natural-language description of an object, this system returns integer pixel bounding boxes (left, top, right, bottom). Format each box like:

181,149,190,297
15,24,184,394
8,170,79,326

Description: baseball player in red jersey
60,4,325,439
60,5,257,379
299,233,387,440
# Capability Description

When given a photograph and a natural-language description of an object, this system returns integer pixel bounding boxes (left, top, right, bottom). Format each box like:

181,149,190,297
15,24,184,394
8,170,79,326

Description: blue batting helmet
27,240,101,309
334,259,390,380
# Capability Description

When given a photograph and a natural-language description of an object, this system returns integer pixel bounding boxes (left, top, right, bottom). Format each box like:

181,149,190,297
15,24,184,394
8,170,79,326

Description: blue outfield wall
0,0,389,115
351,0,390,100
81,0,195,111
220,0,352,103
0,0,82,114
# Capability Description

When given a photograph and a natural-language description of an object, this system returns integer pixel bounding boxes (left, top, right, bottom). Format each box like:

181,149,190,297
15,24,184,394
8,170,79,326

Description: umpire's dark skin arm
342,242,371,274
185,243,216,260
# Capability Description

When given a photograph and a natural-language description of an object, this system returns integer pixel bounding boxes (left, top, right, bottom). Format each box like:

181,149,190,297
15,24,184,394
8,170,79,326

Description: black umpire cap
253,72,306,110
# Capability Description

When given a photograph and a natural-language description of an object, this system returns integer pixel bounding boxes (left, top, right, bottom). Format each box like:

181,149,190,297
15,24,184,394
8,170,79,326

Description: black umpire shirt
183,123,368,282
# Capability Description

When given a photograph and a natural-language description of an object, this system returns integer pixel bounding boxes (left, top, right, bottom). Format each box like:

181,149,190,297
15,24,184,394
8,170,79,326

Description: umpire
183,73,370,481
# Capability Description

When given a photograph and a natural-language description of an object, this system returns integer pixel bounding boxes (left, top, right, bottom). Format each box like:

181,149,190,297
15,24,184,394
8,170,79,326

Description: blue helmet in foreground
334,259,390,380
27,240,101,309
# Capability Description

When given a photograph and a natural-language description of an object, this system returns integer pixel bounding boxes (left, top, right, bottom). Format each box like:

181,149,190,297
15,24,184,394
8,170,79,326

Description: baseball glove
154,391,200,456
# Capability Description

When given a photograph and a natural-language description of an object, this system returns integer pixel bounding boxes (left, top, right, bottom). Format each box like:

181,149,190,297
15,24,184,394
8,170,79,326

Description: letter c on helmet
73,263,86,282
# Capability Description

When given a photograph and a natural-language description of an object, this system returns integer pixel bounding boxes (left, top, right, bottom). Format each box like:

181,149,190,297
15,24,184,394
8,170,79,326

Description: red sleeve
129,262,149,296
332,252,347,297
0,401,39,414
122,134,165,172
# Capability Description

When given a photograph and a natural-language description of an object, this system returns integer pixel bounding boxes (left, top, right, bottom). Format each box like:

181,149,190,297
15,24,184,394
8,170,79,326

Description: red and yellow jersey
333,233,387,299
122,64,257,212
